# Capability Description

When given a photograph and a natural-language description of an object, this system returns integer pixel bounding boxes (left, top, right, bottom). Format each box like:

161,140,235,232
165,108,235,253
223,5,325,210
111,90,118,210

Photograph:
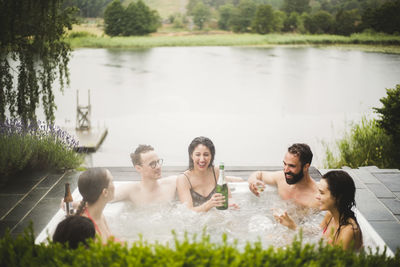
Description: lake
48,46,400,168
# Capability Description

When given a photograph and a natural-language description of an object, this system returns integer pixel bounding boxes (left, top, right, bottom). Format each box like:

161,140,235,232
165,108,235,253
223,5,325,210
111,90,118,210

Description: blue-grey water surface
49,47,400,167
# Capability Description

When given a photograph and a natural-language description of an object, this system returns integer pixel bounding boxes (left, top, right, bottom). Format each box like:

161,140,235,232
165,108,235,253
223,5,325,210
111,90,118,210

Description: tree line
183,0,400,35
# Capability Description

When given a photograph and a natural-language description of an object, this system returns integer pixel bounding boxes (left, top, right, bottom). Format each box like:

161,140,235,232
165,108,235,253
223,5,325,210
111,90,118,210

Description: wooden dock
63,127,108,152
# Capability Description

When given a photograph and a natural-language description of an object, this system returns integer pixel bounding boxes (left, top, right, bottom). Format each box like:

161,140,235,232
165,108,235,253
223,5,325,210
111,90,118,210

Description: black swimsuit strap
212,167,217,184
183,172,193,189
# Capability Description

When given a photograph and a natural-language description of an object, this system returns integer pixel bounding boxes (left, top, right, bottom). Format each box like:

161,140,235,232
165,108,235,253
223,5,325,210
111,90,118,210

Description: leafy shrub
68,31,97,38
0,119,83,179
0,225,399,267
374,84,400,167
323,117,395,169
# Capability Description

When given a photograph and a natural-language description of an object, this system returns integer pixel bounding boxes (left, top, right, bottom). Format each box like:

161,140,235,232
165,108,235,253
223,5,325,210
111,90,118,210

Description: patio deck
0,166,399,253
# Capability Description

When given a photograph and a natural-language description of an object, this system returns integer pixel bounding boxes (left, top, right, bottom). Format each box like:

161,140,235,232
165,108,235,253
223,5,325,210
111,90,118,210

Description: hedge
1,226,399,266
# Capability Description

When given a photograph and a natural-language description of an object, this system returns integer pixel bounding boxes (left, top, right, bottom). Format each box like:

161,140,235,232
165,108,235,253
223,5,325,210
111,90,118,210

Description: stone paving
0,166,399,253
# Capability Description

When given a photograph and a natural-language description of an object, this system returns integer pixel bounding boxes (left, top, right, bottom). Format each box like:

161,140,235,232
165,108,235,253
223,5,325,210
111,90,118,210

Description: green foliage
0,0,78,125
283,12,301,32
67,31,97,38
104,0,125,36
104,0,160,36
374,84,400,166
192,1,212,29
334,9,361,36
218,4,235,30
0,119,83,179
1,225,400,266
282,0,311,14
303,10,334,34
252,4,278,34
323,117,396,169
230,0,258,32
66,32,400,49
361,0,400,34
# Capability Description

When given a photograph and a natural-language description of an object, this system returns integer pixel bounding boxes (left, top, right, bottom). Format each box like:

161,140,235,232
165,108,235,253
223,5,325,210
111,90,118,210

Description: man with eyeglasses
112,144,177,206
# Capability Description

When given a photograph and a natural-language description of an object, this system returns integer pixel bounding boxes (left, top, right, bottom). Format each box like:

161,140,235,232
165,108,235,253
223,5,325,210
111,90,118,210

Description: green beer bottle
215,162,228,210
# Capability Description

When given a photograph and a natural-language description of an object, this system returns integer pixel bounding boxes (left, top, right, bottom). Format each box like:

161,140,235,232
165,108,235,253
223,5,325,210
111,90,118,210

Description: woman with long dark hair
176,136,240,212
275,170,363,251
75,167,116,242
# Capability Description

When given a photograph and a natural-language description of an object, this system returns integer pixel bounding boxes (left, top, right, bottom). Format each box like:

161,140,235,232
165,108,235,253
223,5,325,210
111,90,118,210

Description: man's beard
285,168,304,185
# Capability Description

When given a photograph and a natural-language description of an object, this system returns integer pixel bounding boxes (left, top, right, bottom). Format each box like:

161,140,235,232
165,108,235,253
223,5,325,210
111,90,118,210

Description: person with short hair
112,144,177,206
248,143,319,208
275,170,363,251
53,215,95,249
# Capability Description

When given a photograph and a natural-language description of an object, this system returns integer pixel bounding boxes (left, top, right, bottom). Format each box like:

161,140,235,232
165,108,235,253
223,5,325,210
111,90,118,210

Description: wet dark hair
288,143,313,166
75,168,110,216
130,144,154,166
188,136,215,170
323,170,362,243
53,215,95,249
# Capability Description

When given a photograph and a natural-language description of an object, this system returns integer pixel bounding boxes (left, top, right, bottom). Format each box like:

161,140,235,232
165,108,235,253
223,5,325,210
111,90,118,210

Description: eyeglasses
148,159,163,169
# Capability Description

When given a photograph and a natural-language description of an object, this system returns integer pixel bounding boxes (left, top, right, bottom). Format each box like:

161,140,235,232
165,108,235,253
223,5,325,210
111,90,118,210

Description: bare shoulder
176,173,190,188
159,175,178,185
125,182,140,192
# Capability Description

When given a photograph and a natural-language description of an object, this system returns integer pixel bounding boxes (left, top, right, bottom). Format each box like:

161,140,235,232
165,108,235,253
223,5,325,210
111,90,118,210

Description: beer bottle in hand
64,183,74,216
215,162,228,210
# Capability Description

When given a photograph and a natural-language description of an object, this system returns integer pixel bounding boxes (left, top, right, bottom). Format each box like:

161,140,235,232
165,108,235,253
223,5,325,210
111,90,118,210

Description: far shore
66,31,400,54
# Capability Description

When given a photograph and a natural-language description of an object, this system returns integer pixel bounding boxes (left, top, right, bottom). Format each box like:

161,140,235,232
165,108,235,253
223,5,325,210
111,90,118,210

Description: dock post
76,89,91,131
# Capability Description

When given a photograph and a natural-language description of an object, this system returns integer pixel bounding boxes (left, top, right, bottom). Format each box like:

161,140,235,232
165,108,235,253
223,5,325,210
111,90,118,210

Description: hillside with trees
64,0,399,36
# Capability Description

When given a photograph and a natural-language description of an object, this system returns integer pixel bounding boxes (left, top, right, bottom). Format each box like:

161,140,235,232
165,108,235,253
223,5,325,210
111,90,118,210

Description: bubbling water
106,183,324,249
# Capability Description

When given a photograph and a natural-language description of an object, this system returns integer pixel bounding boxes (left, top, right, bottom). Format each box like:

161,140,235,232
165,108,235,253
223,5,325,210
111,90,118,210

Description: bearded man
248,143,319,208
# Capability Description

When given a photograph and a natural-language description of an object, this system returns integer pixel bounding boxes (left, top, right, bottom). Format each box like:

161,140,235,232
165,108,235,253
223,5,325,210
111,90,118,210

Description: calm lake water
49,47,400,168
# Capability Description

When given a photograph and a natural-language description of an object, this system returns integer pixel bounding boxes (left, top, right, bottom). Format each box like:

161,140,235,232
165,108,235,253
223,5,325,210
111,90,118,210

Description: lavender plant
0,119,83,178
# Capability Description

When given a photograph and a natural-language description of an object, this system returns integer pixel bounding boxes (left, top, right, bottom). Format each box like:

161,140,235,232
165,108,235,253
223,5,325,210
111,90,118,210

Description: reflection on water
47,47,400,167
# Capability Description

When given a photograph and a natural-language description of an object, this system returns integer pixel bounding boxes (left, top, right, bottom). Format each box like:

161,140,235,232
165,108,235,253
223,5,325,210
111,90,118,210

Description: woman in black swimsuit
176,136,238,212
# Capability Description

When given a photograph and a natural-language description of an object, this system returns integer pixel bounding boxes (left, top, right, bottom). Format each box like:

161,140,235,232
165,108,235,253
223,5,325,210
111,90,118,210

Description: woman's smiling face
316,179,335,211
191,144,212,171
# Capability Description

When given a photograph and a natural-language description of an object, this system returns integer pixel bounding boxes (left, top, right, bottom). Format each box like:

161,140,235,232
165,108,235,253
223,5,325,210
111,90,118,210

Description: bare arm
336,224,360,251
176,174,225,212
248,171,280,196
111,183,133,203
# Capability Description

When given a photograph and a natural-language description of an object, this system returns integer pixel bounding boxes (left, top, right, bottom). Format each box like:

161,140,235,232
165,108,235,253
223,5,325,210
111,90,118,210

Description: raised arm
248,171,279,196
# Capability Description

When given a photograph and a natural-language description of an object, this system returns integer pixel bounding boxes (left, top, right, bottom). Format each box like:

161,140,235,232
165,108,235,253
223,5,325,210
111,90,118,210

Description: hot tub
35,182,394,256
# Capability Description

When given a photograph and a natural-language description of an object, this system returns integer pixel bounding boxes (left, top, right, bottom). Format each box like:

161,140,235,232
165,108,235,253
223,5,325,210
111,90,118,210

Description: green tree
372,0,400,34
283,11,301,32
104,0,124,36
374,84,400,166
252,4,276,34
273,10,286,32
302,12,316,33
313,10,334,33
334,9,360,35
282,0,310,14
230,0,257,32
123,0,160,35
0,0,77,124
218,4,235,30
192,2,211,29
